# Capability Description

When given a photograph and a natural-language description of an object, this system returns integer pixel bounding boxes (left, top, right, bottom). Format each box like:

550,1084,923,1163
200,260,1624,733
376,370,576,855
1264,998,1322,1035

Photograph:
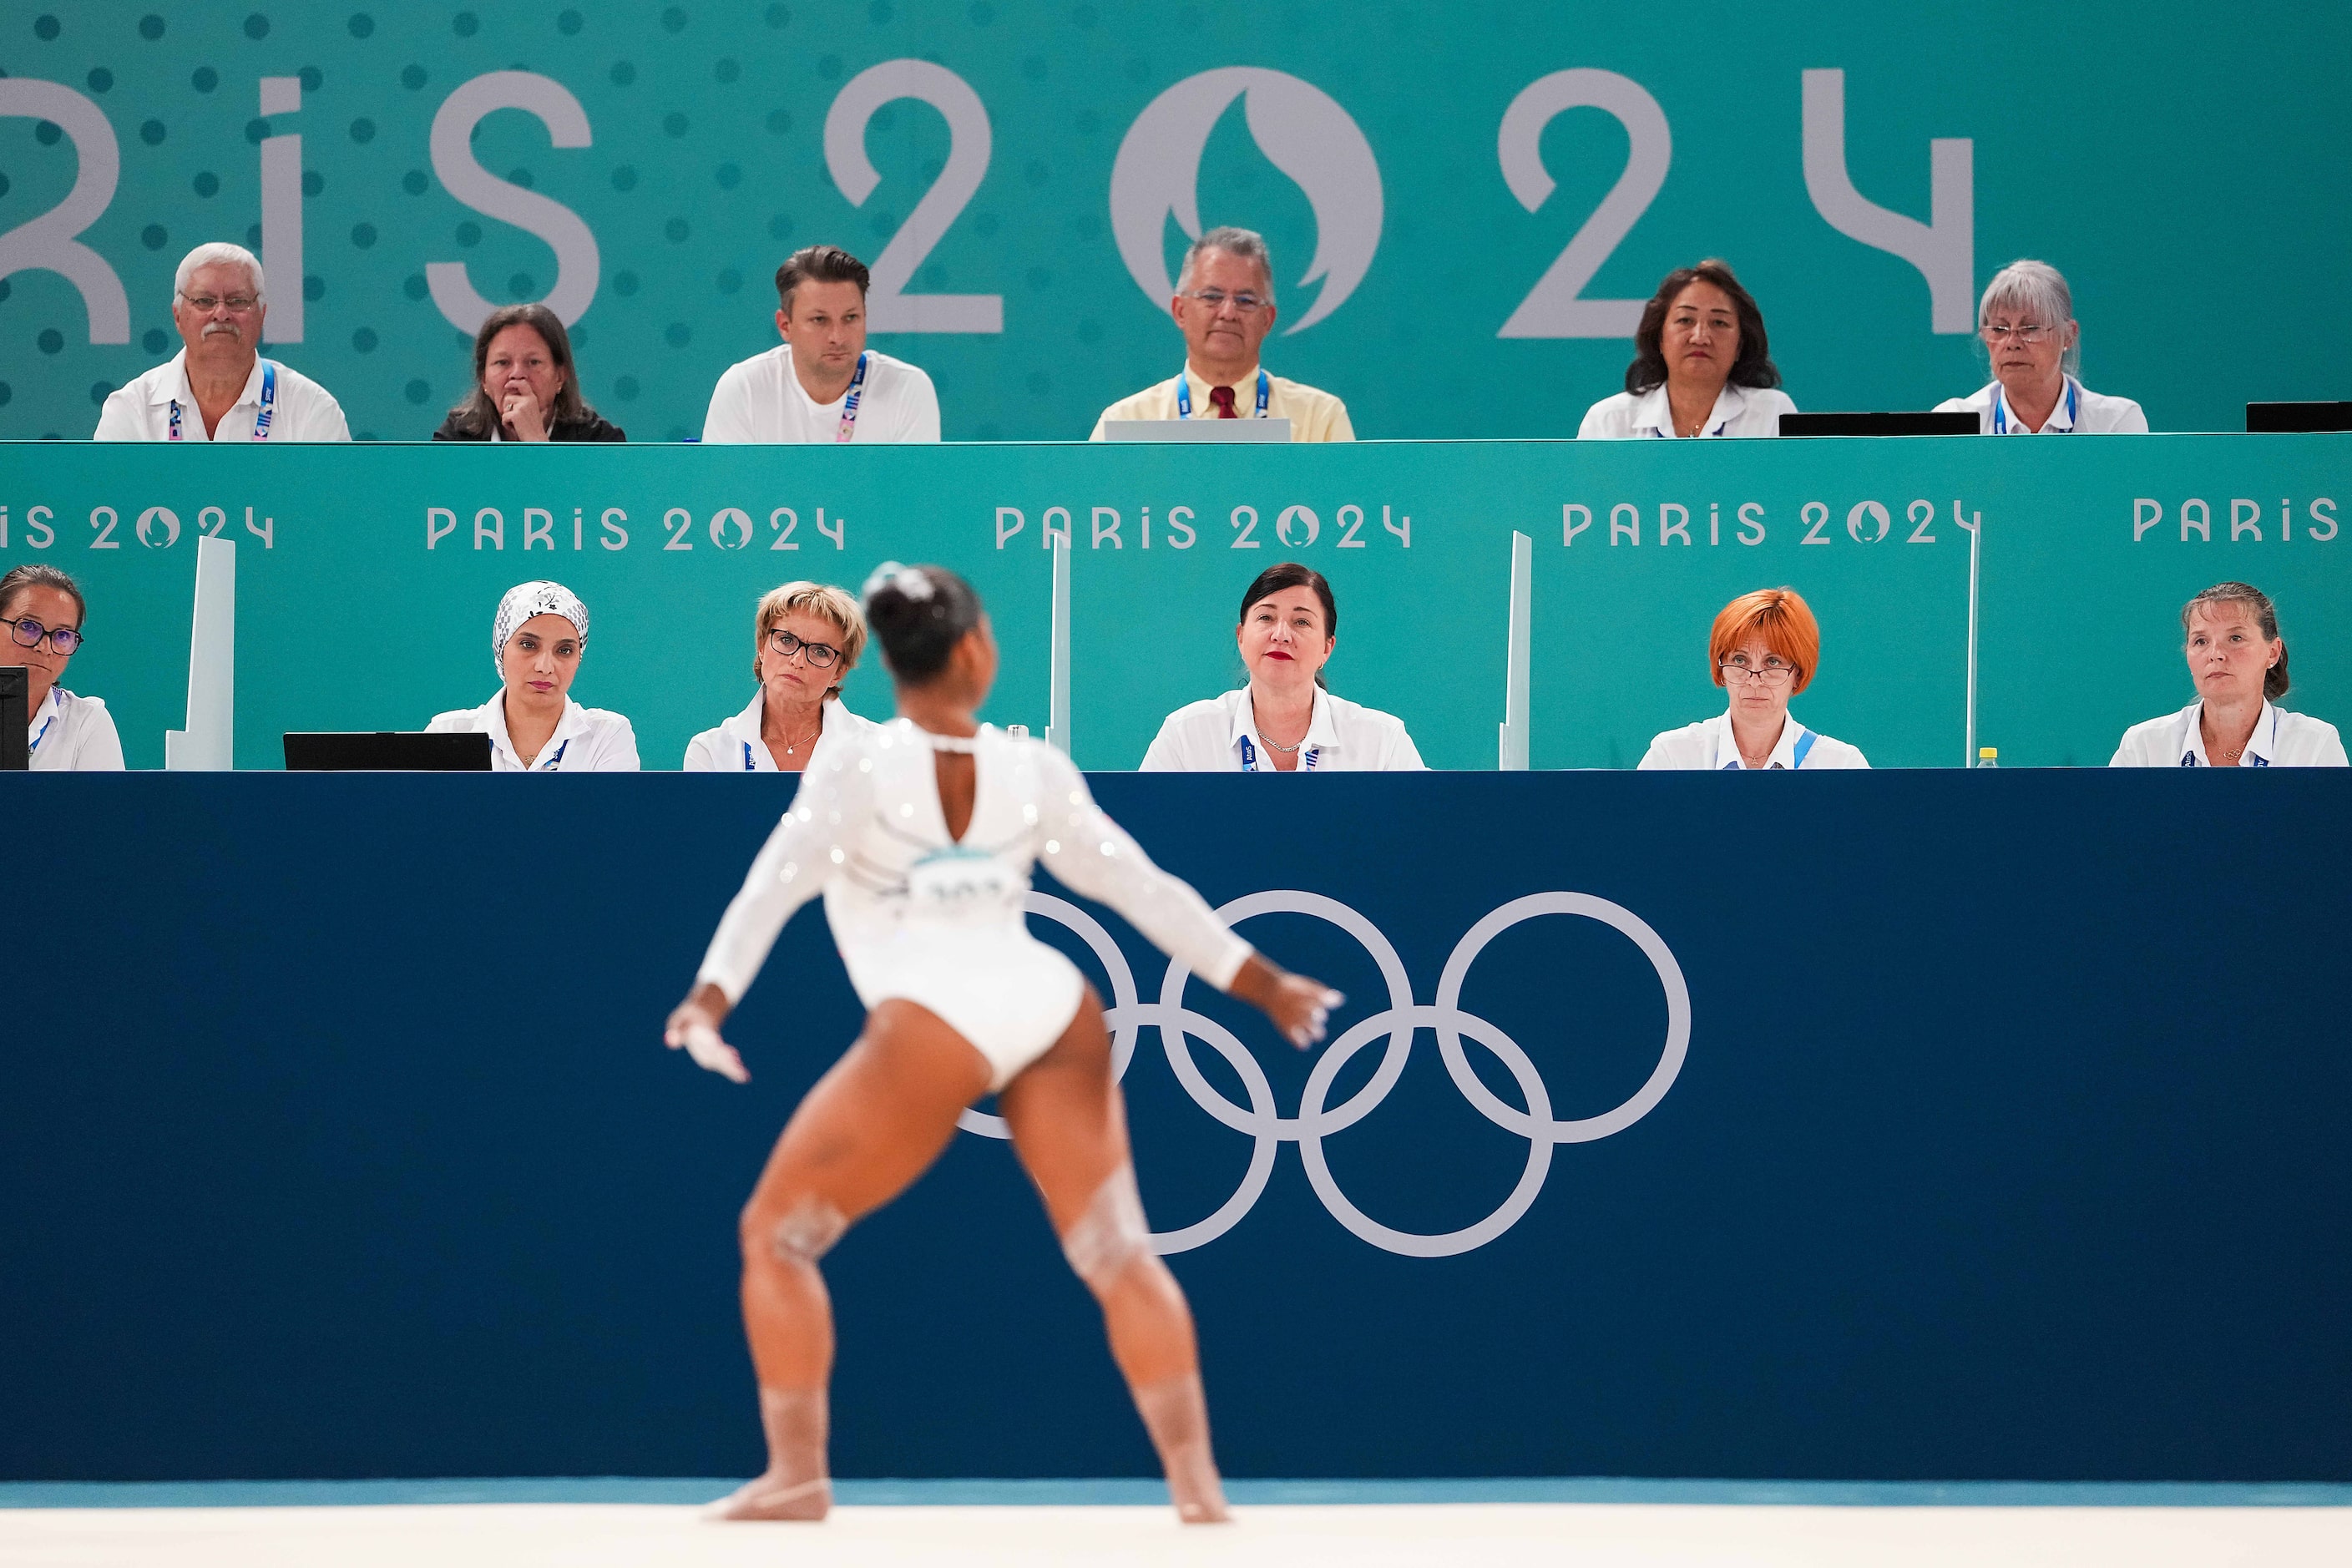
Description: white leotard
695,717,1252,1087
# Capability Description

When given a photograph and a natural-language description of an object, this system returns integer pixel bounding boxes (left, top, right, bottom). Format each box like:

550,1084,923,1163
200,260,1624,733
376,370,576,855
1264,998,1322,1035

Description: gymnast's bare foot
703,1474,831,1521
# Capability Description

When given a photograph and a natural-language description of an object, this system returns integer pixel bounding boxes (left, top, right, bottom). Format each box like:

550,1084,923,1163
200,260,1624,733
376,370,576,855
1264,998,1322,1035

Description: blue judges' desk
3,771,2348,1483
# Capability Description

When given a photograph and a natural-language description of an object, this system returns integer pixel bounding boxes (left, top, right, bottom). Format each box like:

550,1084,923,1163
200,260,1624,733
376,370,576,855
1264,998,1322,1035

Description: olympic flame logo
966,890,1692,1258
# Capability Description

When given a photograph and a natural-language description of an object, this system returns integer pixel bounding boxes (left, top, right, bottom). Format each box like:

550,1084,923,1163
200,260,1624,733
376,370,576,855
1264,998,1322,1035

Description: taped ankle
1060,1164,1150,1289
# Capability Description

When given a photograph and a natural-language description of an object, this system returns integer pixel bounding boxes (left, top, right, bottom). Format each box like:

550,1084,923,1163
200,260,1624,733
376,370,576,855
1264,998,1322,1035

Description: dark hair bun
862,562,982,681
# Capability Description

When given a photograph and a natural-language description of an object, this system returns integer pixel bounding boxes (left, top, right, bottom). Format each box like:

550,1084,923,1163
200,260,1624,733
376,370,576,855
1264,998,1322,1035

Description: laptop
2246,402,2352,433
1779,412,1980,437
2,666,26,771
1100,418,1294,443
283,732,493,771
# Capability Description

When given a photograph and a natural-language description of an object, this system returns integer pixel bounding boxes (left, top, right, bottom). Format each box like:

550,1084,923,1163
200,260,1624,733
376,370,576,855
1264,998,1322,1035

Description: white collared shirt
1935,375,2147,434
1578,382,1797,440
682,691,876,771
26,686,125,771
700,345,940,443
2111,700,2347,767
1140,685,1424,771
93,349,351,442
1637,712,1869,771
1090,362,1355,443
425,692,640,771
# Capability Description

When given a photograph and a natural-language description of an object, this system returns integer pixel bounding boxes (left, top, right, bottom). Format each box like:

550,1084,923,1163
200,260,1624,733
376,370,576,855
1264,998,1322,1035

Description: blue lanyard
1990,375,2077,434
169,360,276,441
834,352,869,443
28,711,54,755
743,740,758,771
1722,727,1818,769
529,737,569,771
1238,734,1318,771
1175,368,1270,420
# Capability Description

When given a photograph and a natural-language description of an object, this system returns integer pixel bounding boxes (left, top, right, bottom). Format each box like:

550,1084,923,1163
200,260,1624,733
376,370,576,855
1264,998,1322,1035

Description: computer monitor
1,666,26,771
2246,402,2352,433
283,731,494,771
1778,412,1980,437
1100,418,1295,443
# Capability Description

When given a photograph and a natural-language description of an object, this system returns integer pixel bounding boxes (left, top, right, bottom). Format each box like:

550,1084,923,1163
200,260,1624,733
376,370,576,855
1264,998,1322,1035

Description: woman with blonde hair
1639,588,1868,769
685,582,875,771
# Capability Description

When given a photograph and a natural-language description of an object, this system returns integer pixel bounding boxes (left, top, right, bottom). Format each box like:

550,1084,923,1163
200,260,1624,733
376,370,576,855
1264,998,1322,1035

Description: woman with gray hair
1935,260,2147,434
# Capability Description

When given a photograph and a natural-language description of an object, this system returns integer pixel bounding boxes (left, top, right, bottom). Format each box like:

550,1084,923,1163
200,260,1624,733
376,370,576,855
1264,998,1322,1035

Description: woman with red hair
1638,588,1868,770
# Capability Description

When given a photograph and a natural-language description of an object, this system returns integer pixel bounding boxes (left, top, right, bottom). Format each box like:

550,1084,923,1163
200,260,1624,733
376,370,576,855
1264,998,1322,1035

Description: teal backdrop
3,433,2344,771
3,3,2349,443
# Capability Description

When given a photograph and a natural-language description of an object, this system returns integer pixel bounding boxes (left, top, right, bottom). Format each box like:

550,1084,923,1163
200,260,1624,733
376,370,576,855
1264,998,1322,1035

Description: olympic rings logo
960,889,1691,1258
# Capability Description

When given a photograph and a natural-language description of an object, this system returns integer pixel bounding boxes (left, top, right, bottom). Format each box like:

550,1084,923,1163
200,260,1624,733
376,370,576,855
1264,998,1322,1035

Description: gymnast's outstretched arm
666,732,873,1079
1030,746,1338,1048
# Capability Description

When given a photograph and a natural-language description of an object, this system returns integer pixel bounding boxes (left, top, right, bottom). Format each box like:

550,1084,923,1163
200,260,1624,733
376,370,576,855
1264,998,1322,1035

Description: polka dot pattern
0,4,1195,440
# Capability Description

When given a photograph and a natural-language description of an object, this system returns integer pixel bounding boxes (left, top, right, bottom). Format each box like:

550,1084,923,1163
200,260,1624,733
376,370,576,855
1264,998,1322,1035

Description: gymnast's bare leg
706,997,993,1521
999,986,1231,1523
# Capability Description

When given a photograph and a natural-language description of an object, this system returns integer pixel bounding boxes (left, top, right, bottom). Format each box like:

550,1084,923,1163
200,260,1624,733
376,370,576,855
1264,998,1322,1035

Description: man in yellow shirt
1090,226,1354,442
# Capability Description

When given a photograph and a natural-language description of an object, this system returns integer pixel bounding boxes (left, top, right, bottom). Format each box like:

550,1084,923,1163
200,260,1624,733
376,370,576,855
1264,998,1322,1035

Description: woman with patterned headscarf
426,580,640,771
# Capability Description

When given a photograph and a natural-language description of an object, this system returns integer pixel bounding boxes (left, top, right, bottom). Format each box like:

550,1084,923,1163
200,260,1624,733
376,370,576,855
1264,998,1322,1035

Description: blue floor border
3,1478,2349,1510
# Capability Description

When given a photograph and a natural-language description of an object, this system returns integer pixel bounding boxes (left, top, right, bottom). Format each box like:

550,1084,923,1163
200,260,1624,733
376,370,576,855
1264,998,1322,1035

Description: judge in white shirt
684,580,878,771
93,242,350,443
1141,563,1422,771
3,564,124,771
701,245,941,443
2112,582,2345,767
1091,227,1354,442
1579,260,1796,440
1639,588,1868,771
427,581,640,771
1936,260,2147,435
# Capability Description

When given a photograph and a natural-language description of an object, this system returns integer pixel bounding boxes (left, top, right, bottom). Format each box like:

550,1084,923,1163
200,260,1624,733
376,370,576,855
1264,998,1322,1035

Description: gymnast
665,562,1341,1524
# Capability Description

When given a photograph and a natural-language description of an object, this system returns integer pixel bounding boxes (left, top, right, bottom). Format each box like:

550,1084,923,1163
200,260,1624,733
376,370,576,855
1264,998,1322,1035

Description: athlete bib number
906,847,1020,922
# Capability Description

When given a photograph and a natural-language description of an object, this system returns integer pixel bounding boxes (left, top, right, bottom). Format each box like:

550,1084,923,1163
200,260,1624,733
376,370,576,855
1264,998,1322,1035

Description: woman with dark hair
2112,583,2344,766
1577,259,1795,439
1140,562,1424,771
664,562,1343,1525
2,563,123,770
432,303,625,442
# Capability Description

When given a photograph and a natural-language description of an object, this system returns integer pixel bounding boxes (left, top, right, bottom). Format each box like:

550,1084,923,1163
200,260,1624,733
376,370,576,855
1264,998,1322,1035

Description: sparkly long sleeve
1032,746,1252,990
695,731,871,1004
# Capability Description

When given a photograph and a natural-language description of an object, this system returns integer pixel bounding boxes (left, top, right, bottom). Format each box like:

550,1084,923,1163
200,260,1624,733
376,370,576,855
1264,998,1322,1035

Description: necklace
1261,735,1302,753
771,716,823,756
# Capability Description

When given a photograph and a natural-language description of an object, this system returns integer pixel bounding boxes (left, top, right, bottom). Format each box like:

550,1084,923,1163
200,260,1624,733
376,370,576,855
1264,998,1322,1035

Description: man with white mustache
94,242,349,442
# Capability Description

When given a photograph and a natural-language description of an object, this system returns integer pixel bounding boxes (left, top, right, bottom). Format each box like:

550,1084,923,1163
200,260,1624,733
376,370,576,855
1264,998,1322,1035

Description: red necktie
1209,385,1238,419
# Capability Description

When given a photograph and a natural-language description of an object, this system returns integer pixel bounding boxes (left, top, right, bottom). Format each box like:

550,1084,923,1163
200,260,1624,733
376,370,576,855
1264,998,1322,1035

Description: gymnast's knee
741,1194,848,1272
1060,1164,1153,1294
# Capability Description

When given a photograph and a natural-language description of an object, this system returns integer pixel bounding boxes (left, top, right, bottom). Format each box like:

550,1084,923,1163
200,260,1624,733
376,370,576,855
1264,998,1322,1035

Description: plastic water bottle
1976,746,1999,768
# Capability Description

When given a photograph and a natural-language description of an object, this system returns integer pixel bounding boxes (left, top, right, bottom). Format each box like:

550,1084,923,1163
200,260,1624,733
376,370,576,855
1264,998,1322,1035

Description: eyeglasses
3,615,84,655
1179,288,1268,314
766,627,842,668
1720,655,1795,685
180,294,260,313
1979,321,2058,345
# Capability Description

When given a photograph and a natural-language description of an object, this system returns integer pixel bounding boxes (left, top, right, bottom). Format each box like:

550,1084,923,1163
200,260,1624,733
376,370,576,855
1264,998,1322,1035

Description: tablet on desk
2246,402,2352,433
1100,418,1294,443
1779,412,1979,437
283,732,493,771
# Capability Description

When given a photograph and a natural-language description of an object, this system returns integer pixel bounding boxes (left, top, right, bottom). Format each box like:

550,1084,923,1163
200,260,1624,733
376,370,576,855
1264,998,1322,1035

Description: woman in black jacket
432,302,625,442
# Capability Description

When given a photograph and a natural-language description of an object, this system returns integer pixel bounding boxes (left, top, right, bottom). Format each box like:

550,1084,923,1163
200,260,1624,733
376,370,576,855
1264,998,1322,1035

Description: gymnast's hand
665,981,750,1083
1230,953,1344,1051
